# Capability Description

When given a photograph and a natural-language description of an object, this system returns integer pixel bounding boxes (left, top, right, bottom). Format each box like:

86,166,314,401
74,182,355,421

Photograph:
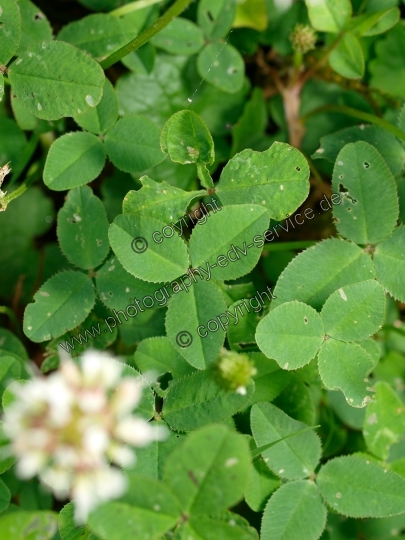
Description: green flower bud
290,24,317,55
213,349,257,395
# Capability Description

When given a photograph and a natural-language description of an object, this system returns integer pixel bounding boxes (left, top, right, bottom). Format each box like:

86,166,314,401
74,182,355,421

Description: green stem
301,104,405,142
263,241,316,252
100,0,193,69
0,306,22,338
1,167,40,211
110,0,163,16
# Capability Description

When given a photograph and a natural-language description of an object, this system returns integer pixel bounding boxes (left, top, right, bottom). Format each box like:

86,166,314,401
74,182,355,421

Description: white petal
108,444,135,468
115,418,167,446
111,379,143,415
16,451,47,479
83,426,109,456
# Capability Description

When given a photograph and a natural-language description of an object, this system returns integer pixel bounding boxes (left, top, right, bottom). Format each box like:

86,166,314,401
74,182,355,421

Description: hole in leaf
296,166,301,172
108,292,113,297
363,161,370,169
206,10,214,22
304,316,308,324
34,12,44,20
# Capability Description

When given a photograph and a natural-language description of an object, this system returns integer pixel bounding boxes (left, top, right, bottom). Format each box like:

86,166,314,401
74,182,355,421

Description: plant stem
300,104,405,142
100,0,193,69
300,32,343,85
263,241,316,252
0,167,40,211
110,0,163,16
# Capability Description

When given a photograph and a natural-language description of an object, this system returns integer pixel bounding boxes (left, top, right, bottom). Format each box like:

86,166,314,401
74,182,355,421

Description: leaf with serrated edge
160,110,215,165
316,455,405,518
374,225,405,303
256,301,324,370
261,480,327,540
216,142,309,220
108,213,189,283
363,381,405,460
44,132,106,191
123,175,205,221
57,186,109,270
332,142,399,244
273,238,375,310
8,41,104,121
189,204,269,281
165,279,227,369
251,402,322,481
321,280,385,342
162,370,254,432
0,0,21,65
163,424,250,514
318,340,374,408
23,271,95,342
134,336,195,379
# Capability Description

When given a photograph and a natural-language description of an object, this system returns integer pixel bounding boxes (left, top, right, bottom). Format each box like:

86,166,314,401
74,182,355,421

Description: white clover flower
2,350,166,524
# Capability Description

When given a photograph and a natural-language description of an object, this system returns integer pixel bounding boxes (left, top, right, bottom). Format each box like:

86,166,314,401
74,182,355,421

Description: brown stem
281,81,305,148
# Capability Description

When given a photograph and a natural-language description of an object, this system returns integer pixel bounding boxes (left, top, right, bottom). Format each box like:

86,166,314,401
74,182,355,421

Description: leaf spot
338,288,347,301
336,492,342,498
225,457,238,467
85,95,96,107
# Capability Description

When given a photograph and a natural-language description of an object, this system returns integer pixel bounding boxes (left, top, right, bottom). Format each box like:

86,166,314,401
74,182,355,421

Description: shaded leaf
197,42,244,94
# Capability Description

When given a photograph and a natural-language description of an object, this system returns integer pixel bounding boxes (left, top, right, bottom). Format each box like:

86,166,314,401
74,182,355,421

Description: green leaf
197,42,245,94
43,132,106,191
122,175,205,221
316,455,405,518
188,204,269,281
272,238,375,310
57,186,109,270
135,336,195,379
261,480,327,540
251,402,322,480
329,33,365,79
165,279,228,369
332,142,399,244
318,340,375,407
115,55,190,128
151,17,204,55
88,474,181,540
348,8,400,37
162,370,254,431
363,381,405,460
0,328,28,359
321,280,385,342
0,477,10,513
312,124,405,177
234,0,268,31
57,13,133,61
0,118,26,167
0,511,58,539
374,225,405,303
23,271,96,342
370,24,405,99
244,353,292,407
0,0,21,65
197,0,236,40
164,424,250,514
256,301,325,370
108,213,189,282
305,0,352,33
327,390,366,430
95,255,163,311
8,41,105,121
160,110,215,166
245,456,280,512
0,355,21,401
104,114,165,173
16,0,52,55
0,74,3,102
181,514,259,540
0,421,15,473
216,143,310,221
59,502,99,540
73,78,118,134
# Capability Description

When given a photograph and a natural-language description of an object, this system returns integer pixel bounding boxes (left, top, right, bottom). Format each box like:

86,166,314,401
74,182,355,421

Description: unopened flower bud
290,24,317,54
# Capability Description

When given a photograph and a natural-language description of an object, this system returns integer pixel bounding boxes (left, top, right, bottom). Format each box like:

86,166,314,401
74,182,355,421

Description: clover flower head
3,350,166,523
290,24,317,54
214,349,257,396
